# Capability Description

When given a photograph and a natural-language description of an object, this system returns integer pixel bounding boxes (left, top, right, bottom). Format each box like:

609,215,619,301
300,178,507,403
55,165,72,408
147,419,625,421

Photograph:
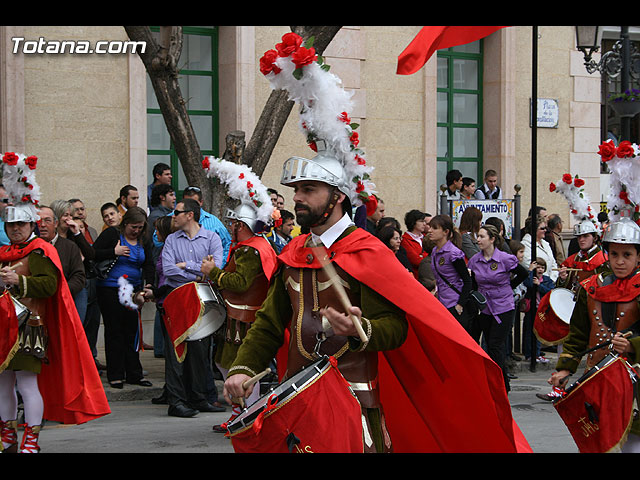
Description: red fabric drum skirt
553,354,638,453
226,356,364,453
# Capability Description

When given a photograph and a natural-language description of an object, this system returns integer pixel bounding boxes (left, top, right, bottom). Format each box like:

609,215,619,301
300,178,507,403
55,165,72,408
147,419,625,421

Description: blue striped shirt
161,226,223,288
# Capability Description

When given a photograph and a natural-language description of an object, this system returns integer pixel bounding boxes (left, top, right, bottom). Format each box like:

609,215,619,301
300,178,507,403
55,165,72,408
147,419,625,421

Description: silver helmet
280,139,349,195
602,216,640,245
3,204,39,223
225,203,261,233
573,219,598,237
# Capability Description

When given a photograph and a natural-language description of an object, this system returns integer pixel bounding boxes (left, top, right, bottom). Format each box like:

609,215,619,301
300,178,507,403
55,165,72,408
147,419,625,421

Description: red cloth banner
397,26,509,75
162,282,206,362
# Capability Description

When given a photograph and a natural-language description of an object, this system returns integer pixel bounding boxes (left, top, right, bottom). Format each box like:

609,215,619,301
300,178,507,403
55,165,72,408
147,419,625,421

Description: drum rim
226,356,333,435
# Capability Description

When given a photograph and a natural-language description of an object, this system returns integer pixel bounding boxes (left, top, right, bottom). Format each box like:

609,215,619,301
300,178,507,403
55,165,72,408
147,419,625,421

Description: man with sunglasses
182,186,231,267
159,198,224,417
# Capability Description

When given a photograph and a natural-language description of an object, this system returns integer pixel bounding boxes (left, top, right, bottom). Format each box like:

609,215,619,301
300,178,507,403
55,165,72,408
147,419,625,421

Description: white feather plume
260,33,376,206
117,275,138,310
597,139,640,222
202,157,276,225
1,152,42,218
550,173,596,224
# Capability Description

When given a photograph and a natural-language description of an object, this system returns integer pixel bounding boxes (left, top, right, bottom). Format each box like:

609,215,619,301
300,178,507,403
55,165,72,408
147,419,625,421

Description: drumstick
310,246,368,344
6,262,22,270
242,368,271,391
233,368,272,408
552,267,583,272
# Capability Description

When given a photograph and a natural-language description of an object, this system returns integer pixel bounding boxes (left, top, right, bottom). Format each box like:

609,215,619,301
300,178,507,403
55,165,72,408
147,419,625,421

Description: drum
534,288,575,345
162,282,226,361
553,353,638,453
185,283,226,341
226,356,364,453
10,295,30,327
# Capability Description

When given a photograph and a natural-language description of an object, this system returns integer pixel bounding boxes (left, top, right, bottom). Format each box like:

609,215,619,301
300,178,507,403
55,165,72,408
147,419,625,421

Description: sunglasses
173,209,192,216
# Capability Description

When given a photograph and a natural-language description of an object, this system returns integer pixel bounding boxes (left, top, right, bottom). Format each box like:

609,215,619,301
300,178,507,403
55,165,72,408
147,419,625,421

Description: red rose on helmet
574,177,585,188
562,173,573,184
201,157,210,170
291,46,317,69
25,155,37,170
2,152,18,166
276,32,303,57
549,182,556,192
259,49,281,76
597,140,617,162
617,140,635,158
620,190,631,204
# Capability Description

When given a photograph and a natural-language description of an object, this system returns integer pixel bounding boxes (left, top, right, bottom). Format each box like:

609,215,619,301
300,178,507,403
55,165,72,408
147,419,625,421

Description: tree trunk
124,25,342,215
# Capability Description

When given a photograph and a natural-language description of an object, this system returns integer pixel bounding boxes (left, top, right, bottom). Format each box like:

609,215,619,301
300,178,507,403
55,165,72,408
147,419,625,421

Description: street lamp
575,26,640,140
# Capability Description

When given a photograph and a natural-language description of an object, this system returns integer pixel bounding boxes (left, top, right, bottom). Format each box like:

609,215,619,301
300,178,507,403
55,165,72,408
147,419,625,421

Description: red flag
397,26,509,75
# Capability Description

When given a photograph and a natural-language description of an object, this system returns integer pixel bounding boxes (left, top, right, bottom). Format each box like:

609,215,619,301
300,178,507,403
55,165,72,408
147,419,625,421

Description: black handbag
432,259,487,311
88,257,118,280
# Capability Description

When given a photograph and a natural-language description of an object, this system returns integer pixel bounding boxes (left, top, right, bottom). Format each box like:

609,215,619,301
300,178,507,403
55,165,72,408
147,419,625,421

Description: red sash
0,238,110,424
277,228,531,453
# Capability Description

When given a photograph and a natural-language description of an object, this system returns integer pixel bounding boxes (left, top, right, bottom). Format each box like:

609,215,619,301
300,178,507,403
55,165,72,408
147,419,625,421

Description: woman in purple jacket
428,215,474,334
468,224,528,392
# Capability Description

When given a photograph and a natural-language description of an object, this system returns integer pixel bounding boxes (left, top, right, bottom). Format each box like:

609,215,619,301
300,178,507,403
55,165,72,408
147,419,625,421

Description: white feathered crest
597,139,640,224
549,173,598,230
259,32,376,208
117,275,138,310
1,151,41,216
201,156,277,225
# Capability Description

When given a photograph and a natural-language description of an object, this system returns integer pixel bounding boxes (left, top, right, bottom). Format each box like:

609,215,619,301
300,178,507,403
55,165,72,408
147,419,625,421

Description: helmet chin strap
311,187,342,228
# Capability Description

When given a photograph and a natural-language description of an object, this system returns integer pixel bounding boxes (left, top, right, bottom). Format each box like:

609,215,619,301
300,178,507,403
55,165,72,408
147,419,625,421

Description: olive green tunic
227,228,407,452
208,245,266,370
5,248,58,373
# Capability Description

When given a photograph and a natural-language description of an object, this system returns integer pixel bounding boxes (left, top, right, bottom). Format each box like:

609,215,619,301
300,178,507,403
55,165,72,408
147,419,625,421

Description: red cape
278,228,531,453
0,238,110,424
581,270,640,303
227,235,278,280
562,249,607,272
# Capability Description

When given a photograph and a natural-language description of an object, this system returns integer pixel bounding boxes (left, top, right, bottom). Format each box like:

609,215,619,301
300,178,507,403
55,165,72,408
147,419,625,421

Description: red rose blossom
562,173,573,184
201,157,210,170
275,33,303,57
598,141,617,162
339,112,351,124
291,46,317,69
24,155,37,170
355,181,364,193
239,173,244,179
259,49,281,76
2,152,18,166
574,178,585,188
308,141,317,152
350,131,359,147
617,140,635,158
549,182,556,192
356,155,366,165
620,190,631,204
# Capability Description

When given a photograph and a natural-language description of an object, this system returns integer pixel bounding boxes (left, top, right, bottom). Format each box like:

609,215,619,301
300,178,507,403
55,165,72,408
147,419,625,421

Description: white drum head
549,288,575,324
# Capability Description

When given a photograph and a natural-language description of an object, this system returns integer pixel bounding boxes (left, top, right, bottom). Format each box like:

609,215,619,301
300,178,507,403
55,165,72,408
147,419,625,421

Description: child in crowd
523,257,555,363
